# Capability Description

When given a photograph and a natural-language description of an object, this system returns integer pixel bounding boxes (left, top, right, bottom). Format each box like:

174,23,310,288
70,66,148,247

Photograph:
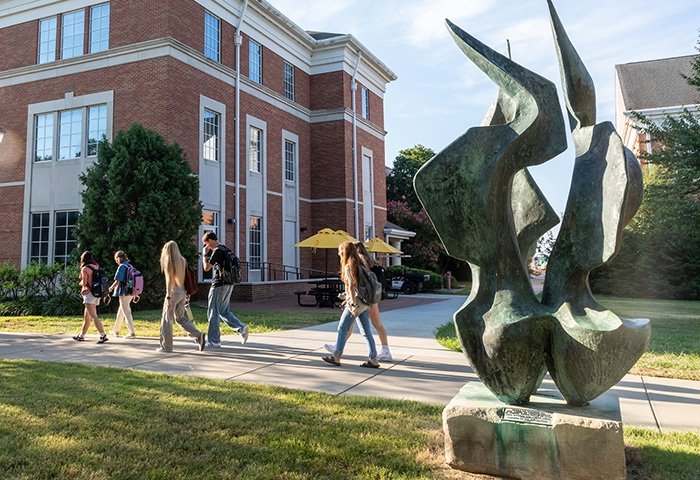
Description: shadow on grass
0,359,445,479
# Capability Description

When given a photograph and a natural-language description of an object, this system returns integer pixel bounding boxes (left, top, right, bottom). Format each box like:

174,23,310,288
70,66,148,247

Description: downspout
351,49,362,239
234,0,249,257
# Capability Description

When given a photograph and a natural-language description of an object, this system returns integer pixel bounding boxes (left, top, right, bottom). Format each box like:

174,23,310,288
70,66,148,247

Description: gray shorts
82,293,101,305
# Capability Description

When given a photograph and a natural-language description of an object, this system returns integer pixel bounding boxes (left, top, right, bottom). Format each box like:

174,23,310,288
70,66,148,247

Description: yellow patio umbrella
295,228,358,276
364,237,402,254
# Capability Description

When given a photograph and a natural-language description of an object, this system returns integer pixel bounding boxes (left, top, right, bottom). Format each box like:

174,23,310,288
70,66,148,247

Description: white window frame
86,104,107,157
361,86,370,119
204,11,220,62
29,212,50,264
249,126,262,173
89,3,110,54
61,9,85,60
58,108,83,160
34,113,55,162
202,108,220,162
284,139,296,183
249,216,262,271
249,40,262,84
38,16,57,64
199,212,219,282
53,210,79,265
283,61,295,101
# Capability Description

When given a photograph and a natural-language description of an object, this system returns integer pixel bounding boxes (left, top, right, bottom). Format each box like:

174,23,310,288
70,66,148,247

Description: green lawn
0,360,697,479
435,296,700,381
0,305,337,338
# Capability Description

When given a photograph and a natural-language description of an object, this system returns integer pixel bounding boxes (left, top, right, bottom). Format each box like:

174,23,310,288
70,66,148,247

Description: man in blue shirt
201,231,249,348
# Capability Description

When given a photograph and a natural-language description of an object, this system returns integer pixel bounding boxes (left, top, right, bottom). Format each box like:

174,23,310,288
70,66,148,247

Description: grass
0,360,448,480
435,296,700,381
0,305,338,338
0,360,697,479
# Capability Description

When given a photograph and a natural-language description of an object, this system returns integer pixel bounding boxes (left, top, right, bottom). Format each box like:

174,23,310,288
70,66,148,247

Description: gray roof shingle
616,54,699,111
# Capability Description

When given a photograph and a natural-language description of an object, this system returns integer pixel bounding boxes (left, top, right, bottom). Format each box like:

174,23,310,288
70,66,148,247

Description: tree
387,200,443,271
590,48,700,299
75,123,202,304
386,145,435,211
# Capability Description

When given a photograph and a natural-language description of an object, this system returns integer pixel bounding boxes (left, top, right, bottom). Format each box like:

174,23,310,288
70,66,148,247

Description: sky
271,0,699,217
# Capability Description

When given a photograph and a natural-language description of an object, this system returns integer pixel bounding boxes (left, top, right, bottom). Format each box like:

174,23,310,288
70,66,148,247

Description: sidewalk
0,293,698,434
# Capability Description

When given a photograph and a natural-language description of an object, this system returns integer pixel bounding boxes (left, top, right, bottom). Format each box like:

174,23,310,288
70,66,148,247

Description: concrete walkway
1,294,698,434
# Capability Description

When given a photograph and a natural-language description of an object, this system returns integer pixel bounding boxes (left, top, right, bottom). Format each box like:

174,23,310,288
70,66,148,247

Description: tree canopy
75,123,202,304
386,145,435,212
590,48,700,299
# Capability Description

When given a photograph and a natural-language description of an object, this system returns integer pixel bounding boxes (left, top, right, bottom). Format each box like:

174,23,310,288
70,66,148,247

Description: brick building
615,54,699,159
0,0,396,297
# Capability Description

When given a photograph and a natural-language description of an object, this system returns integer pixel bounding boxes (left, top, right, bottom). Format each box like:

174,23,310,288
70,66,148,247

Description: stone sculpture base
443,383,626,480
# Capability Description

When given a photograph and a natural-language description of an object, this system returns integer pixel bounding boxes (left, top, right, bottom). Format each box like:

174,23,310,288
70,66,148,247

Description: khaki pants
113,295,135,335
159,286,203,351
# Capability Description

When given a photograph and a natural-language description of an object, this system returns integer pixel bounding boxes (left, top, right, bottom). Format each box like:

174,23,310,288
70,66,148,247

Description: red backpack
184,265,198,296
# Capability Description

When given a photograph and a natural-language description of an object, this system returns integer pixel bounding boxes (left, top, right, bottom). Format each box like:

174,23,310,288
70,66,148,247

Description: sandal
322,355,341,366
360,361,380,369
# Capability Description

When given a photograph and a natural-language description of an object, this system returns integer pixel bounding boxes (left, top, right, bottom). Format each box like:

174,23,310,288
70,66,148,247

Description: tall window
30,213,50,264
284,140,295,182
201,211,219,281
38,17,57,64
203,109,220,161
249,216,262,270
58,109,83,160
87,105,107,156
361,86,370,119
89,3,110,53
204,12,220,62
249,40,262,84
61,10,85,59
249,127,262,173
54,211,78,265
283,61,295,101
34,113,55,162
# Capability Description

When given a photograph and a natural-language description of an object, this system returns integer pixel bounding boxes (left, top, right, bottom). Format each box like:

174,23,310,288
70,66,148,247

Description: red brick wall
0,186,24,265
310,71,346,110
0,21,37,70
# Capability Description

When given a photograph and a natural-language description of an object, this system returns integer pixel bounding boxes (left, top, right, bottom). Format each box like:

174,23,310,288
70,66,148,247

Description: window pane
284,62,295,101
87,105,107,156
30,213,50,264
249,41,262,83
284,140,295,182
38,17,57,64
62,10,85,59
249,127,261,173
204,12,220,62
249,216,262,270
90,3,110,53
35,113,54,162
361,87,370,119
203,109,220,162
58,109,83,159
54,210,78,265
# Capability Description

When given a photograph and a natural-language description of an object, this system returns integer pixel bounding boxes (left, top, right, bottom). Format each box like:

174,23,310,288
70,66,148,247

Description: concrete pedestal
443,383,626,480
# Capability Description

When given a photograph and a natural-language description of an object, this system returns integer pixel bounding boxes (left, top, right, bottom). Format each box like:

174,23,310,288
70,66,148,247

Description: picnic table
295,279,344,308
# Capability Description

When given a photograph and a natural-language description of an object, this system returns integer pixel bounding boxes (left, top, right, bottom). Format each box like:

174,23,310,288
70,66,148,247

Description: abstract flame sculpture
414,1,650,406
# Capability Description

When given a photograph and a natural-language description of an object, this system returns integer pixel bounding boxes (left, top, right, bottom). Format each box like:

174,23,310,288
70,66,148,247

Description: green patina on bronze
414,2,650,406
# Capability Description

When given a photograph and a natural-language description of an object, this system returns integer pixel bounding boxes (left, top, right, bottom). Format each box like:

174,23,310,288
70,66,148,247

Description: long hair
160,241,186,287
114,250,129,264
338,241,361,288
353,242,376,268
80,251,96,269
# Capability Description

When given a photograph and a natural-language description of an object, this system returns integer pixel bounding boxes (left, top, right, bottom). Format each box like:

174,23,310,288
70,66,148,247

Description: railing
238,261,333,283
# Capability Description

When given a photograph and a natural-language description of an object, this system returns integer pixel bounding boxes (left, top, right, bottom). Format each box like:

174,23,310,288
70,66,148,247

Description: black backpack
218,246,241,285
356,265,382,305
87,265,110,297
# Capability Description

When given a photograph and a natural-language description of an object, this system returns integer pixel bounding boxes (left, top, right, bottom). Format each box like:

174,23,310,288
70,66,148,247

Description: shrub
0,263,21,300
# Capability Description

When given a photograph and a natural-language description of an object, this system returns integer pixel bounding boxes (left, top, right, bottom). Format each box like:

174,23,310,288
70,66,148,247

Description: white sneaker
205,341,221,348
324,343,336,353
124,333,136,339
377,347,393,362
240,325,249,345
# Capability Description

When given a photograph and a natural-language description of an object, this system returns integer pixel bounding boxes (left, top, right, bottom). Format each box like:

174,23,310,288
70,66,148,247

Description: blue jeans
333,306,377,360
207,284,246,344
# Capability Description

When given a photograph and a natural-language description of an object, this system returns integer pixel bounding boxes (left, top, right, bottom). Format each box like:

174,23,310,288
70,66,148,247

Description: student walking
73,251,108,344
321,241,380,368
109,250,136,339
324,242,393,361
157,241,206,353
201,231,248,348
